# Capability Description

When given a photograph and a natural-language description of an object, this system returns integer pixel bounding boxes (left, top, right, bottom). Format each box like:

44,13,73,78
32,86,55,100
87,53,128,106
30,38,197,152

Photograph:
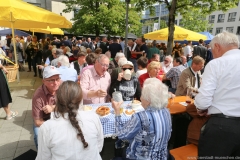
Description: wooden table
168,96,193,115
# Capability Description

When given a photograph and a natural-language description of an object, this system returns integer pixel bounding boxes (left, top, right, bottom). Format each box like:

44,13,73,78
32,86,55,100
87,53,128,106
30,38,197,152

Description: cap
121,61,134,67
43,66,60,79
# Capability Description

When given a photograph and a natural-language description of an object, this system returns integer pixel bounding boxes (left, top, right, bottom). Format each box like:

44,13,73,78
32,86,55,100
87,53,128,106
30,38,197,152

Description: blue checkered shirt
166,65,186,89
115,107,172,160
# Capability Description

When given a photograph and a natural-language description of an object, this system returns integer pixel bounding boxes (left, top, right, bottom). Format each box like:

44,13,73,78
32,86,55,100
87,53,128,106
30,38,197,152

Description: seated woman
109,61,141,101
36,81,104,160
138,61,162,88
112,78,172,160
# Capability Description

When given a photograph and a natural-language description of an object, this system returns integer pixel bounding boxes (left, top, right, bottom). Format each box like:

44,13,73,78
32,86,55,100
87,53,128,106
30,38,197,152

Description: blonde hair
192,56,205,65
147,61,161,73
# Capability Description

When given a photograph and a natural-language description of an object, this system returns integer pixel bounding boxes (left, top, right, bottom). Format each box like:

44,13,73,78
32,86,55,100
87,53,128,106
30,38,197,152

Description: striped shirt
115,107,172,160
166,65,186,89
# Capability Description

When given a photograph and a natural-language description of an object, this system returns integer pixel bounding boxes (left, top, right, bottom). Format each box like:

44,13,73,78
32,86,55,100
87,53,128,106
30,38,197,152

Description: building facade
143,2,240,36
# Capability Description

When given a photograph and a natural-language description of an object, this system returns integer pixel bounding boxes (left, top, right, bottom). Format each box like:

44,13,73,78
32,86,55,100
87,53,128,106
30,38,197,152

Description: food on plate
96,106,110,116
131,100,142,110
125,109,135,115
84,105,92,111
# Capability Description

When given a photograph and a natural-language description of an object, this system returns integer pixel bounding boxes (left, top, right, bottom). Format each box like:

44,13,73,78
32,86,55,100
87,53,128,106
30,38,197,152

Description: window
217,14,225,23
228,12,237,22
226,27,234,33
216,27,223,34
209,15,215,23
208,28,213,33
175,20,178,25
237,26,240,35
179,19,183,26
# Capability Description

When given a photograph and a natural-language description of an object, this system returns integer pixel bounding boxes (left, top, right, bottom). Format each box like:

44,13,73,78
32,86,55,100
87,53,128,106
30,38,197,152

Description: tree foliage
62,0,141,36
134,0,239,55
180,8,211,32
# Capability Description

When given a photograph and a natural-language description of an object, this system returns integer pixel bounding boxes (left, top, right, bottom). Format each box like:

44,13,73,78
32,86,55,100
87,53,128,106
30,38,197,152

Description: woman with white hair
109,52,125,71
112,78,172,160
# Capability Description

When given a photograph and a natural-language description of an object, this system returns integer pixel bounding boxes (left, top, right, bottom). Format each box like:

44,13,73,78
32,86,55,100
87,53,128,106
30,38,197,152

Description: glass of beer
186,88,192,104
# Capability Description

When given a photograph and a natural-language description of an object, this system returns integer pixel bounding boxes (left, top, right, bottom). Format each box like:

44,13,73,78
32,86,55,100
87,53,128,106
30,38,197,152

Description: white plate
83,105,93,111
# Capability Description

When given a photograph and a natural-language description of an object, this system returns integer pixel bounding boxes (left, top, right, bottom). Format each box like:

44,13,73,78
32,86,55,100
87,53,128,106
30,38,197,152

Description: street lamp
124,0,130,57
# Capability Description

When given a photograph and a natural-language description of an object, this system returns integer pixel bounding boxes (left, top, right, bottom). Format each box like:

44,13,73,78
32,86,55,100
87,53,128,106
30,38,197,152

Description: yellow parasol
21,27,64,35
0,0,72,81
144,25,207,41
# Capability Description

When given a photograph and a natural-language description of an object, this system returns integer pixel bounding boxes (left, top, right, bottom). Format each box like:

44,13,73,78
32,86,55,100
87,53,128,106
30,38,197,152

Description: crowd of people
1,31,240,159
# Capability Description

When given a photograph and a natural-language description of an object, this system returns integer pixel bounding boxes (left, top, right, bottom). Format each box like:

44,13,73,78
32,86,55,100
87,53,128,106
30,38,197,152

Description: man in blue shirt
57,55,77,82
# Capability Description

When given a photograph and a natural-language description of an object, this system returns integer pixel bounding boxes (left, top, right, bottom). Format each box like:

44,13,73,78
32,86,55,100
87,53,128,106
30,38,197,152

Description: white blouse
36,111,104,160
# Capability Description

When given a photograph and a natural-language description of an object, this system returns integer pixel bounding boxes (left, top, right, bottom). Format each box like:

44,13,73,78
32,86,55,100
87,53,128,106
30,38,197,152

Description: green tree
134,0,239,55
180,8,211,32
62,0,141,36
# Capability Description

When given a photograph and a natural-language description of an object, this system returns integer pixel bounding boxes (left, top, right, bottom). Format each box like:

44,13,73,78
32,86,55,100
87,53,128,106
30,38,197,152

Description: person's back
37,111,103,160
193,40,207,60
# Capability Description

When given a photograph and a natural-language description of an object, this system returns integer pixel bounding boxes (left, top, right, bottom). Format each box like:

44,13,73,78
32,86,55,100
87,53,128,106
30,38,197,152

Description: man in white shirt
183,41,192,61
161,55,173,73
195,31,240,156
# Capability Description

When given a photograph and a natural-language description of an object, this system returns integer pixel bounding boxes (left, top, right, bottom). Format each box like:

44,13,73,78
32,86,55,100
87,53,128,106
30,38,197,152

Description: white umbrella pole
10,12,20,82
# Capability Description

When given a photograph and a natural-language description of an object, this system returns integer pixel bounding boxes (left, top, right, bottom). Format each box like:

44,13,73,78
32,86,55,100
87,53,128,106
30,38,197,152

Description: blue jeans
33,123,39,149
129,58,138,73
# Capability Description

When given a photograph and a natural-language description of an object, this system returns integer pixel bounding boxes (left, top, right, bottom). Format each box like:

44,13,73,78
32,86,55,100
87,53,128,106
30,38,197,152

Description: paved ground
0,68,42,160
0,66,115,160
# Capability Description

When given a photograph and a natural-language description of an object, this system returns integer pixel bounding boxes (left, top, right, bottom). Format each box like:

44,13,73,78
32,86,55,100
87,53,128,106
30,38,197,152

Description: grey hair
210,31,239,49
97,54,109,62
165,55,173,62
58,55,69,67
117,57,127,66
115,52,125,60
80,46,87,53
141,78,168,109
56,49,64,57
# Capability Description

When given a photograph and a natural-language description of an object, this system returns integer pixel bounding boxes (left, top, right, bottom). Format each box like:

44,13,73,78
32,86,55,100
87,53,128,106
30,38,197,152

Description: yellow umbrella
21,27,64,35
0,0,72,81
144,25,207,41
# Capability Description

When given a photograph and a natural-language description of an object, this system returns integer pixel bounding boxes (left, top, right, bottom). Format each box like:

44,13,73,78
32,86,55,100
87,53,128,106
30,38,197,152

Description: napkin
179,102,188,107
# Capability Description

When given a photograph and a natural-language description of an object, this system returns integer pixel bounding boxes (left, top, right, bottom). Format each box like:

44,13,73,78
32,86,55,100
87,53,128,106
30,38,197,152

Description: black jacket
109,76,141,101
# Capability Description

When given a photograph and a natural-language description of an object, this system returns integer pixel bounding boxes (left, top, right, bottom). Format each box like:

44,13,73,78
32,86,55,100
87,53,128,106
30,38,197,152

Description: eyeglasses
45,78,61,83
122,68,133,71
98,60,109,68
164,60,169,63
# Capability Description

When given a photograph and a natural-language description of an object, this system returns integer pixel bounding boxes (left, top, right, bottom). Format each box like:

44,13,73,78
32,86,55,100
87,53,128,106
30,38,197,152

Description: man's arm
194,62,217,110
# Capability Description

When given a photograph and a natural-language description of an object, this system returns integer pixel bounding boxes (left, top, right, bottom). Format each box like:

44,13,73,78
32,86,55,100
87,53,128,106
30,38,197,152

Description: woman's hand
111,99,123,116
117,72,123,81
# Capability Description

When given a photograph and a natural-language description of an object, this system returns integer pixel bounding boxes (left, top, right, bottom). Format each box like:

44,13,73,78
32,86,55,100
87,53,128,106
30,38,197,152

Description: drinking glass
186,88,192,104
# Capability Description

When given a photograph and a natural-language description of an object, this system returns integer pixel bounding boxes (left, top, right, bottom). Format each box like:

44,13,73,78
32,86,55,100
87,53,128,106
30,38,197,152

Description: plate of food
131,100,144,112
83,105,93,111
123,109,135,116
96,106,111,117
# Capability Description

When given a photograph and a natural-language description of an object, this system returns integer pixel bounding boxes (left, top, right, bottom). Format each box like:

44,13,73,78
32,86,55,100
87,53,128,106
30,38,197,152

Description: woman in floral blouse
112,78,172,160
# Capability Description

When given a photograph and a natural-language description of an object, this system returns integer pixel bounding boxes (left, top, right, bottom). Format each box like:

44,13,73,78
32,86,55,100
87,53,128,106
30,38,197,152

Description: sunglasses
122,68,133,71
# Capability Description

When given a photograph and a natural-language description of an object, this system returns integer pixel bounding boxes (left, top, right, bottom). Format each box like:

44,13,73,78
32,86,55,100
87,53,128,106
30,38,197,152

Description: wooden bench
170,144,198,160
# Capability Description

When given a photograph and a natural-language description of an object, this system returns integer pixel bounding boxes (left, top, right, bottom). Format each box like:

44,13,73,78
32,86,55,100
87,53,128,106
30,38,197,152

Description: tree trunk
95,24,100,36
166,0,177,55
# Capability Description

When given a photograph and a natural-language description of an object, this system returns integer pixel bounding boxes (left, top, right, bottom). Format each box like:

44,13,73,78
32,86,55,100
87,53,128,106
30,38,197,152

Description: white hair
115,52,125,60
105,51,111,58
210,31,239,49
117,57,127,66
165,55,173,62
80,46,87,53
141,78,168,109
58,55,69,67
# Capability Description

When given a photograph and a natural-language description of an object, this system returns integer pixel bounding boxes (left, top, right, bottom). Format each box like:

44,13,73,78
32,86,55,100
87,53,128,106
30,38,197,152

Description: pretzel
132,100,141,104
96,106,110,116
125,109,135,115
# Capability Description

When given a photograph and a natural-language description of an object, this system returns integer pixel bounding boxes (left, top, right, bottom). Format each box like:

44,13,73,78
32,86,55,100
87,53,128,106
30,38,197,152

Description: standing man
193,39,207,60
108,37,122,59
87,37,95,51
80,54,111,104
148,40,160,60
24,36,32,72
183,41,193,61
32,66,61,148
99,37,108,54
195,31,240,156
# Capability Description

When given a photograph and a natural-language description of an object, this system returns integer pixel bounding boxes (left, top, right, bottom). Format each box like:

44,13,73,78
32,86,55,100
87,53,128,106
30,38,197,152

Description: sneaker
6,111,18,120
